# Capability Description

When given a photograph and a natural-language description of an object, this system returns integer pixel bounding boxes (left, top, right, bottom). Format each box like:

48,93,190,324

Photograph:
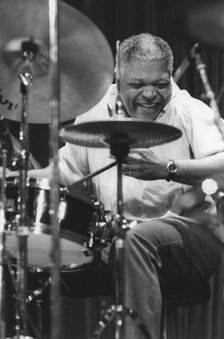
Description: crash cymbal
59,119,182,148
0,0,114,123
184,2,224,47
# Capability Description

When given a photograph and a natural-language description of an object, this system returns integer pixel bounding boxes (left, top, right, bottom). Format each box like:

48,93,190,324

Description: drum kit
0,0,181,335
0,0,222,339
0,0,114,338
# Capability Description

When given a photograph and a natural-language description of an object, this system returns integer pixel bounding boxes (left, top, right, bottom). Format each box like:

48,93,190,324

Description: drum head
5,230,93,271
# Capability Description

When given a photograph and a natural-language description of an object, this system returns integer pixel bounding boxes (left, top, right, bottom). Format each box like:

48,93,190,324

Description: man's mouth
138,103,157,109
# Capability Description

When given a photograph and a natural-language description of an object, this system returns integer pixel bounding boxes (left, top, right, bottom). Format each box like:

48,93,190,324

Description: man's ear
114,66,120,91
116,78,120,91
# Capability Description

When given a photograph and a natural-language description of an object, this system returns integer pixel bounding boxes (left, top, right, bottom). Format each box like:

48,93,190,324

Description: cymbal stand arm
0,148,7,338
72,161,117,187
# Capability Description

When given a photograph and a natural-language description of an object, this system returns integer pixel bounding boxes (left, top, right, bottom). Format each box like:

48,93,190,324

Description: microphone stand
194,50,224,141
173,43,199,83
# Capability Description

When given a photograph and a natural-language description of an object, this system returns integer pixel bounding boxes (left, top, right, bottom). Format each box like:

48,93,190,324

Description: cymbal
59,119,182,148
184,2,224,47
0,0,114,123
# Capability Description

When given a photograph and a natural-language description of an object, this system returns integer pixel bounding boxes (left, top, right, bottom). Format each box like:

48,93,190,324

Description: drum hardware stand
70,161,117,254
26,277,51,305
26,276,51,339
9,39,37,339
88,200,113,253
48,1,63,339
7,37,49,336
0,146,8,338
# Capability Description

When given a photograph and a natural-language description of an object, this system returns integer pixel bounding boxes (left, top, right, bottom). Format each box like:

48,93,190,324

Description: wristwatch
166,159,177,181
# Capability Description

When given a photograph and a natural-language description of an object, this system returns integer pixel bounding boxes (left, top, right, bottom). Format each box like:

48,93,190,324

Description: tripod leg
90,304,117,339
114,237,125,339
125,307,150,339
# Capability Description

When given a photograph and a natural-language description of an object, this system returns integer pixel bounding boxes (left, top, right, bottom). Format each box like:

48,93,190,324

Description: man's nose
142,85,156,99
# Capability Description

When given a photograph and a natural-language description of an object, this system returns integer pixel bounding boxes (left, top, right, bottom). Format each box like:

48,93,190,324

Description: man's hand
0,167,18,178
122,149,167,180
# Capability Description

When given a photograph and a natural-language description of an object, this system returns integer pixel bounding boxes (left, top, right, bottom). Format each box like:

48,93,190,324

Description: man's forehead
120,59,170,79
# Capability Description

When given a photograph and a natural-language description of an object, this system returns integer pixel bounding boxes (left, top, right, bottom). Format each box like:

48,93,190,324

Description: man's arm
122,149,224,186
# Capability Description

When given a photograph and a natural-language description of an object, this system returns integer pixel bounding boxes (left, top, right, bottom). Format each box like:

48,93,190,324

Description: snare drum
5,177,94,271
3,176,68,228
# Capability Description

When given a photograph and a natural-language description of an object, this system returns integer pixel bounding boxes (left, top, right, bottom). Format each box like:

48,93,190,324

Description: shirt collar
162,77,180,115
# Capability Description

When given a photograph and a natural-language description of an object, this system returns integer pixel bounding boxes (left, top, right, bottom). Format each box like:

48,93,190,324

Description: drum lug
82,248,92,257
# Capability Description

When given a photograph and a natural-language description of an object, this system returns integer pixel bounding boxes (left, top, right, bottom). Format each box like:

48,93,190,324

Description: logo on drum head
0,88,18,111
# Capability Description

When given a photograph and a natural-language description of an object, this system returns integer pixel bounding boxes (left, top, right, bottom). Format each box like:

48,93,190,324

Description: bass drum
5,177,96,271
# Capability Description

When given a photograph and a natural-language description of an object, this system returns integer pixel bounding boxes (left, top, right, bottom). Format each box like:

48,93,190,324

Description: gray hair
117,33,174,75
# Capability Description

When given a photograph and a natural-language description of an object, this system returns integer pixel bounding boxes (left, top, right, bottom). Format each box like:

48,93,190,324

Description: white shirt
58,83,224,222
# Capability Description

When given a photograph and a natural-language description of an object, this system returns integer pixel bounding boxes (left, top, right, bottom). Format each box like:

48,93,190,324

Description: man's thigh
124,217,222,282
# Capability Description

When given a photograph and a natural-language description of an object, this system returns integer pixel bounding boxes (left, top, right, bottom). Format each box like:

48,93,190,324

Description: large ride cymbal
59,119,182,148
0,0,114,123
184,2,224,47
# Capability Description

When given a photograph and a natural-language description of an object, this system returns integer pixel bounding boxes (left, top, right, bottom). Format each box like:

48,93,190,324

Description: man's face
119,58,172,120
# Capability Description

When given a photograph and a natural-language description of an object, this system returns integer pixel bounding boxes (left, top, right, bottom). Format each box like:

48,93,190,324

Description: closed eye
129,83,143,89
155,82,170,89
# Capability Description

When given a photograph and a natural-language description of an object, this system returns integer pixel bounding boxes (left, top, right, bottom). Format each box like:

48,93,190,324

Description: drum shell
4,176,66,228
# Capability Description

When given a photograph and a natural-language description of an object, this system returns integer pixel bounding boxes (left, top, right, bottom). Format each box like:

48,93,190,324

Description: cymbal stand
14,41,37,338
90,139,130,339
110,140,129,339
48,1,62,338
0,146,8,338
91,139,150,339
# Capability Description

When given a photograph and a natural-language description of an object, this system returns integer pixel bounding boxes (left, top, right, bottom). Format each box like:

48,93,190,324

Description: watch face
167,161,177,173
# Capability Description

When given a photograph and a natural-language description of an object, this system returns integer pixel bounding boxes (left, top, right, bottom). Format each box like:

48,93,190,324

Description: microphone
173,43,200,83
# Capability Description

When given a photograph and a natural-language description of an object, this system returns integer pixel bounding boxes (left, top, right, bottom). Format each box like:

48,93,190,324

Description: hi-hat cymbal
184,2,224,47
59,119,182,148
0,0,114,123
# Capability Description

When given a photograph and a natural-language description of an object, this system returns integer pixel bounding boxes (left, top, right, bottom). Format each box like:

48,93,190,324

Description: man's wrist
166,159,177,181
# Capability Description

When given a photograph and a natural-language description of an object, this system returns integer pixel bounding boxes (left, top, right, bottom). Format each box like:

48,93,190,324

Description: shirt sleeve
58,84,116,185
181,97,224,158
58,142,90,185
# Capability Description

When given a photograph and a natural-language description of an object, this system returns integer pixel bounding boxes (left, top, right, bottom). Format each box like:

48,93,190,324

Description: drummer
5,33,224,339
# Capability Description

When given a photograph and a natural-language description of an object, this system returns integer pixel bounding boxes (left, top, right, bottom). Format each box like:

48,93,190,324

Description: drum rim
5,176,66,191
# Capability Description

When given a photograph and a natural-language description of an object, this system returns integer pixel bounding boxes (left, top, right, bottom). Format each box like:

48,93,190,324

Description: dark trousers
120,217,222,339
